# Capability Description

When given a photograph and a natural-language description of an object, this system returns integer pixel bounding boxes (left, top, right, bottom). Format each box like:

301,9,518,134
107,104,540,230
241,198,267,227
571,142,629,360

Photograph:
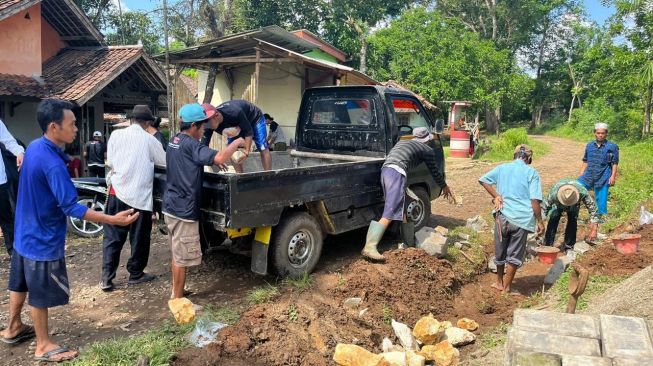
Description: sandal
0,325,35,345
34,347,78,362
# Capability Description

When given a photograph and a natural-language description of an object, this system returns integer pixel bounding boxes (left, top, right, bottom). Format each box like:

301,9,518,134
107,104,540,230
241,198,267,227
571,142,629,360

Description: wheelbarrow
566,263,589,314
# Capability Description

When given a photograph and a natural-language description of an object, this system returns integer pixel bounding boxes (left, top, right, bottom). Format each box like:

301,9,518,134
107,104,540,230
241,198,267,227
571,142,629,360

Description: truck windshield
389,97,430,133
309,98,375,127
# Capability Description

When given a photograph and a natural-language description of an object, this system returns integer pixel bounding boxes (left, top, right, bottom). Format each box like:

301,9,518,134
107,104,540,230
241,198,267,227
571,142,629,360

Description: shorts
494,213,529,267
8,252,70,308
228,115,269,151
165,215,202,267
381,167,407,221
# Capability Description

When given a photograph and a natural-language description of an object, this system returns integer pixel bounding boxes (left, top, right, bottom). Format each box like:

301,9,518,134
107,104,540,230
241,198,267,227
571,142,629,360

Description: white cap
93,130,102,137
594,123,608,131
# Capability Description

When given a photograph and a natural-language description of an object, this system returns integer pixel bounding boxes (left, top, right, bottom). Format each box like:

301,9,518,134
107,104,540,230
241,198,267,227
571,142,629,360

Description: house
159,26,377,146
0,0,169,160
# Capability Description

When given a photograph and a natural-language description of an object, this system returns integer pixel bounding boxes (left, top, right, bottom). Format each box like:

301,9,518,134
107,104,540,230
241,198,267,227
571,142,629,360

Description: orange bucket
612,234,641,255
534,246,559,264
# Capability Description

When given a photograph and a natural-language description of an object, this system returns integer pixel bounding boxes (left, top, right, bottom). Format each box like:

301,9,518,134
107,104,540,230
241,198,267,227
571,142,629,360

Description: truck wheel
271,212,324,279
406,186,431,231
67,196,105,238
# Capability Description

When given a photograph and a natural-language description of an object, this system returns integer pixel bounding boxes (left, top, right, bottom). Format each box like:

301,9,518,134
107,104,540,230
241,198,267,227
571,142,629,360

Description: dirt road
0,135,585,365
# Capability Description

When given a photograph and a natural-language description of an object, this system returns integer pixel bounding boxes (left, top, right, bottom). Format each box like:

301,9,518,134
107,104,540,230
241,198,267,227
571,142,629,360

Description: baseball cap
179,103,208,124
413,127,432,143
201,103,217,120
557,184,580,206
264,113,274,120
93,131,102,137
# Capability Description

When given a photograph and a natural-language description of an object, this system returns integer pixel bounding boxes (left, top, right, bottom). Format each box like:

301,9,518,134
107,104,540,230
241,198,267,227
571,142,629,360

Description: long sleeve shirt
107,124,166,211
0,119,24,185
542,179,600,224
383,140,447,188
14,137,87,261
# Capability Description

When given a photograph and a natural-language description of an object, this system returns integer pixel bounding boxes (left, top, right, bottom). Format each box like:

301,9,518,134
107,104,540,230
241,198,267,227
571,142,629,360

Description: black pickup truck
152,85,446,278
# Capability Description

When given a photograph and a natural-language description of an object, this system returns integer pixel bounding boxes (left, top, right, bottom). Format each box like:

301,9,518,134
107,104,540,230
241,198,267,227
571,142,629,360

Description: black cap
264,113,274,121
130,105,156,121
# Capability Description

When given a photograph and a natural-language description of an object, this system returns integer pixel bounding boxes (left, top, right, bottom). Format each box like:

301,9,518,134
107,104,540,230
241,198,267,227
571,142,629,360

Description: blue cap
179,103,208,124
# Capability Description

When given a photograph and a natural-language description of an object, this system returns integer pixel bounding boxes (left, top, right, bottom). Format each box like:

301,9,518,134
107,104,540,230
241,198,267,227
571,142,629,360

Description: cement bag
641,206,653,225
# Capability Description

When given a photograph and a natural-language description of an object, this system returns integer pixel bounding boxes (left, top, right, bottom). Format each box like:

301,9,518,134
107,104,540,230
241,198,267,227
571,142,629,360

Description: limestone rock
456,318,479,331
435,226,449,236
444,327,476,346
488,258,497,273
415,228,448,258
382,338,394,353
380,352,407,366
419,341,459,366
391,319,419,351
412,314,445,345
574,241,592,254
168,297,195,324
333,344,390,366
405,351,425,366
343,297,363,309
441,321,453,329
466,215,488,232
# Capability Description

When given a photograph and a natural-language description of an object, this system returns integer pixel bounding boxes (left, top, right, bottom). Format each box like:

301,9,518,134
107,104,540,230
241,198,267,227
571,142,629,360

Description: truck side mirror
433,119,445,134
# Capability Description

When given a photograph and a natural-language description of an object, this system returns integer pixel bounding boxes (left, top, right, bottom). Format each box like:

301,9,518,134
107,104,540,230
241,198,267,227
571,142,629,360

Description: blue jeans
579,180,608,215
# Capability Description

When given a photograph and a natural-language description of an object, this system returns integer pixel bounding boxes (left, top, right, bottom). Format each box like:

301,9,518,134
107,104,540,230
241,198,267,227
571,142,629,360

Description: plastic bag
641,206,653,225
189,318,227,348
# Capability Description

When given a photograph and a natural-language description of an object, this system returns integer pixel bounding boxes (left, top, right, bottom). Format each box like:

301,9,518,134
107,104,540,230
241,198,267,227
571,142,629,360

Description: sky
122,0,616,25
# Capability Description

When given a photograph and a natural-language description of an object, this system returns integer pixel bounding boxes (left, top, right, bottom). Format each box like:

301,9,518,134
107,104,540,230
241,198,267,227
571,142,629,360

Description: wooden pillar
255,49,261,104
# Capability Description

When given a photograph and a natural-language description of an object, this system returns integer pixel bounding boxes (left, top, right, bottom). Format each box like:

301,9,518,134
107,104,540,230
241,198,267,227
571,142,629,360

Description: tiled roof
43,46,143,104
179,74,198,97
0,0,25,12
0,73,48,98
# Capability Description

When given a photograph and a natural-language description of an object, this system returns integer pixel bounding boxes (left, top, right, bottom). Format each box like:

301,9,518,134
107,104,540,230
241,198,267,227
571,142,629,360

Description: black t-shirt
202,100,263,145
153,131,168,151
85,140,106,165
163,133,217,220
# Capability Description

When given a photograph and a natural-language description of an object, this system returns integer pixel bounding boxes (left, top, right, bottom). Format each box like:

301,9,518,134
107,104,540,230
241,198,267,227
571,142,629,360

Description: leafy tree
105,11,163,54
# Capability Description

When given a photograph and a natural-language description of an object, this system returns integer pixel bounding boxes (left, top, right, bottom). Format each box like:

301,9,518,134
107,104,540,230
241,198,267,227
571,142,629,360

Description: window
310,98,374,127
389,97,430,130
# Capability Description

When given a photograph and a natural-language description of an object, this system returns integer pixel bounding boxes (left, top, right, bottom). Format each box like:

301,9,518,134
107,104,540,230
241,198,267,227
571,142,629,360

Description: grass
287,304,298,322
445,226,490,282
382,303,393,325
478,322,509,350
247,282,280,304
283,272,314,293
475,127,550,162
550,269,626,312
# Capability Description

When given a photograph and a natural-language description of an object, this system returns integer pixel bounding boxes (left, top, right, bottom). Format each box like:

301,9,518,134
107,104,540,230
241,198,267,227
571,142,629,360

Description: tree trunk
644,86,652,136
359,36,367,74
203,65,219,104
531,105,543,127
568,94,576,123
485,105,500,135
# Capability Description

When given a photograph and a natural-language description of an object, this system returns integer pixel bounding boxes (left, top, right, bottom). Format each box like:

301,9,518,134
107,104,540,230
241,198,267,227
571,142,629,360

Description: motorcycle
68,177,107,238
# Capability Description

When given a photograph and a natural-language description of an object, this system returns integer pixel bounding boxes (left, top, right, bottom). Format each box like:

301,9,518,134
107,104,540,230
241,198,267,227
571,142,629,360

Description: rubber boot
362,220,386,261
401,222,416,248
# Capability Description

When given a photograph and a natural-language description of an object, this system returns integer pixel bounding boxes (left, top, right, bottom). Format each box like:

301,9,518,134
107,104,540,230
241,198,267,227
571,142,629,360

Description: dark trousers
0,183,15,255
88,165,105,178
101,195,152,283
544,206,578,251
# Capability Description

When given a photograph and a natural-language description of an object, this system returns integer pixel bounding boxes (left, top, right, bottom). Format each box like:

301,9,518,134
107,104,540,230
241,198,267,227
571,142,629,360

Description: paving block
600,314,653,359
506,328,601,359
544,256,573,285
561,355,611,366
513,309,600,339
512,351,561,366
612,358,653,366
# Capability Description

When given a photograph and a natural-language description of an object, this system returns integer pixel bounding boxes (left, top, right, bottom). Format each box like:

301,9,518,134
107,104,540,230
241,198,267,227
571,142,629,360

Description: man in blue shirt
0,99,138,362
479,144,544,296
578,123,619,219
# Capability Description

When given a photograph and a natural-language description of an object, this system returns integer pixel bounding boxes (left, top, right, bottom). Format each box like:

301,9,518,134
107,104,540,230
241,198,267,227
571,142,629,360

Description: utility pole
163,0,174,133
117,0,126,44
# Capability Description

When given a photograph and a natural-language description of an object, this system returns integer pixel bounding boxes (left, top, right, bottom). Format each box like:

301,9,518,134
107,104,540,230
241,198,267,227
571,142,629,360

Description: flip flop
34,347,78,362
0,325,35,345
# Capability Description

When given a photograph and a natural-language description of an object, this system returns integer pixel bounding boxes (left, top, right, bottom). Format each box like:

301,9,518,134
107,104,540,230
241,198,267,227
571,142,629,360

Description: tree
105,11,163,54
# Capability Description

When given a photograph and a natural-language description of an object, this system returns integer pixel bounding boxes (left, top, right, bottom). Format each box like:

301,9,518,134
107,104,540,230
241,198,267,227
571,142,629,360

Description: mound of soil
578,225,653,276
173,249,456,366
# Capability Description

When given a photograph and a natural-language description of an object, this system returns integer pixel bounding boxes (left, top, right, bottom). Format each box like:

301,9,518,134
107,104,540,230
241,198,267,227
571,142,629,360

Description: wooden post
255,49,261,104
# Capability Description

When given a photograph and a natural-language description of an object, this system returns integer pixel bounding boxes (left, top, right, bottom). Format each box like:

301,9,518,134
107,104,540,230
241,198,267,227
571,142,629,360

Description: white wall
2,101,40,146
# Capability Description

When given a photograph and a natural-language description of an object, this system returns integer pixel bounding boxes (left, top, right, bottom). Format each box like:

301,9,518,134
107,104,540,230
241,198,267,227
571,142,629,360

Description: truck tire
271,212,324,279
67,196,105,238
406,186,431,231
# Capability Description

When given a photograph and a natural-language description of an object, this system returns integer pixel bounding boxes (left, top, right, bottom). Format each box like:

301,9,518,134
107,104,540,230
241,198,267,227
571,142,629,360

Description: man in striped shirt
100,105,166,292
362,127,453,261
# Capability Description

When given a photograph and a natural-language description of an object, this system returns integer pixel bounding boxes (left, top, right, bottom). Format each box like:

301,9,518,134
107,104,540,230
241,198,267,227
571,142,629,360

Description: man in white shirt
100,105,166,291
0,120,24,255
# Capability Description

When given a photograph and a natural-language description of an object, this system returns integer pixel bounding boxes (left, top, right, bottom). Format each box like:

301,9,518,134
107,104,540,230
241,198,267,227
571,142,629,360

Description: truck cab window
310,98,374,126
389,97,430,136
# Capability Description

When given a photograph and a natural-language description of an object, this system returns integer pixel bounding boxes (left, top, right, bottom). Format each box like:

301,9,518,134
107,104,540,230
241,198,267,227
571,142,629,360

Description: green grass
476,127,550,162
247,283,280,304
550,270,626,312
478,322,509,350
283,272,314,293
382,303,393,325
445,226,490,282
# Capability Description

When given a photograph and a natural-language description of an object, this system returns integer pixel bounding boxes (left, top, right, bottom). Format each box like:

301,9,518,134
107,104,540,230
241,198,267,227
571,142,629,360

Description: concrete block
513,309,601,339
506,328,601,358
511,351,561,366
612,358,653,366
561,355,611,366
544,256,573,285
600,314,653,359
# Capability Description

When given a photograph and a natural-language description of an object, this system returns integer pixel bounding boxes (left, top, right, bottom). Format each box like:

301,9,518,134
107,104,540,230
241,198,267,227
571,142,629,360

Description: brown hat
130,105,156,121
514,144,533,158
557,184,580,206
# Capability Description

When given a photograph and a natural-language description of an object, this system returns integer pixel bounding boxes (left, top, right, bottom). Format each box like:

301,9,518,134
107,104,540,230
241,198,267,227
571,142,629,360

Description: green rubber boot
401,222,416,248
362,220,386,261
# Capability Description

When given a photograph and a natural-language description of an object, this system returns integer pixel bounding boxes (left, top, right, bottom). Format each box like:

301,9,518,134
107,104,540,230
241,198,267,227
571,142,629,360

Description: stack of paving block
505,309,653,366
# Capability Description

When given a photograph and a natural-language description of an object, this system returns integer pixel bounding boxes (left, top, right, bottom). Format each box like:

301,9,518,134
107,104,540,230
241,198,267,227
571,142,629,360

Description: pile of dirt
583,265,653,319
578,225,653,276
173,249,456,366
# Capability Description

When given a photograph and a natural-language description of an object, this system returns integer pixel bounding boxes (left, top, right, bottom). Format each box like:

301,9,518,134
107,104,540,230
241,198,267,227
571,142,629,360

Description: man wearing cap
479,144,544,296
362,127,453,261
543,179,599,252
164,104,244,299
100,105,166,292
201,100,272,172
579,123,619,221
84,130,106,177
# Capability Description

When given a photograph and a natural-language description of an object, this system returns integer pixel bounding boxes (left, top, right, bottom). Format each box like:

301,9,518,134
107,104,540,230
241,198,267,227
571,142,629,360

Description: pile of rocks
333,314,479,366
